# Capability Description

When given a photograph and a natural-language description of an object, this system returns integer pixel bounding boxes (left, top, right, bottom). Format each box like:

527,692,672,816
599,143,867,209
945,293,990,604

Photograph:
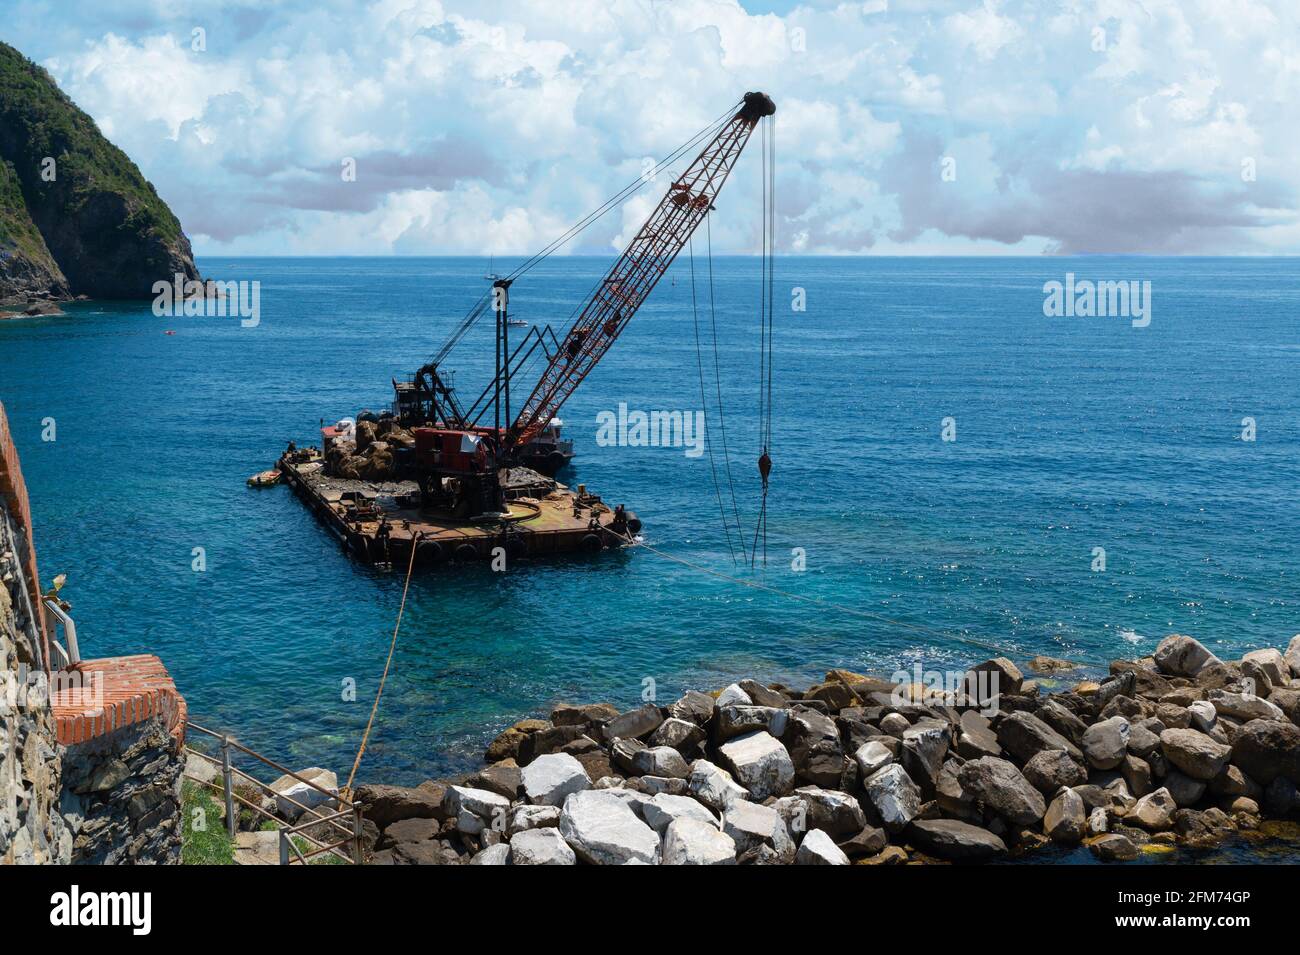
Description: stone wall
1,404,70,863
60,712,183,864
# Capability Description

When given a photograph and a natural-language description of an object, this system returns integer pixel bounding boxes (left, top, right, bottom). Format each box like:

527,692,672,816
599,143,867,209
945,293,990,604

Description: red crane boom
508,91,775,448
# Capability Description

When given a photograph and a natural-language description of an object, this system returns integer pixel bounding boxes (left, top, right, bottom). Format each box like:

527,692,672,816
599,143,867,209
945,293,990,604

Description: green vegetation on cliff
0,41,199,301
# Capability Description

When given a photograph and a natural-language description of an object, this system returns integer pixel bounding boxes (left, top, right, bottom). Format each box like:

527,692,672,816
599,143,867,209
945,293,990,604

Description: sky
2,0,1297,256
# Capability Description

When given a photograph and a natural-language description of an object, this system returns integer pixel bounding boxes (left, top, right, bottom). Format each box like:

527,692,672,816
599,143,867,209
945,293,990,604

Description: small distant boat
247,469,282,487
508,318,528,328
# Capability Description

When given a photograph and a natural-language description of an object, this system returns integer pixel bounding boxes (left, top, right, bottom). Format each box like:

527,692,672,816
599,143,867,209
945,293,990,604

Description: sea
2,256,1297,862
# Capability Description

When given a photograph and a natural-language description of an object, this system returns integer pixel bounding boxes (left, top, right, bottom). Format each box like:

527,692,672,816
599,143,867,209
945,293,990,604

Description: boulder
687,759,749,811
638,793,719,834
717,731,795,799
716,704,787,741
271,768,338,822
837,825,888,858
469,762,522,800
783,706,844,787
907,818,1008,861
1242,648,1289,687
1159,728,1232,781
739,679,789,708
862,764,923,832
1089,833,1139,862
722,799,795,861
649,717,706,752
1120,754,1153,798
443,786,510,835
609,738,646,775
669,690,716,725
1081,717,1130,770
794,828,850,865
901,722,950,788
508,804,561,834
880,713,911,737
509,827,576,865
485,718,549,763
1037,699,1090,747
1230,719,1300,785
795,785,867,839
1163,770,1206,807
518,724,588,764
469,844,511,865
638,776,687,796
550,702,620,728
661,817,737,865
558,790,660,865
935,759,976,818
716,683,753,707
603,703,663,741
1028,655,1079,674
376,816,439,849
1129,787,1176,830
354,783,444,828
964,657,1024,705
853,740,894,778
1126,722,1161,759
1184,700,1215,733
1153,635,1220,677
958,757,1046,827
1285,634,1300,678
997,711,1084,764
804,681,858,711
1044,788,1087,843
520,752,591,806
1208,764,1260,800
957,710,1002,759
1206,688,1285,723
1023,750,1088,793
631,746,691,779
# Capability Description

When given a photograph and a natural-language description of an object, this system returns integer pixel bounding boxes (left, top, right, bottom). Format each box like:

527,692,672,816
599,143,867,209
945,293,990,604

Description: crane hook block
738,92,776,123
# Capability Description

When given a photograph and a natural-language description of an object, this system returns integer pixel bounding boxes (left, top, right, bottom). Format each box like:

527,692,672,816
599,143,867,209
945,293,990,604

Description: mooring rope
343,533,421,797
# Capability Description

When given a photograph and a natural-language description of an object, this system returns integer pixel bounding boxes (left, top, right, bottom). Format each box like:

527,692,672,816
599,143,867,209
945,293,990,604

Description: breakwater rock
356,634,1300,865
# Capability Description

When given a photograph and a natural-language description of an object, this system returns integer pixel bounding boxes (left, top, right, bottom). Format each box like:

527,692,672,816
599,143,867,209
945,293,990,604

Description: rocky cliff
0,41,200,306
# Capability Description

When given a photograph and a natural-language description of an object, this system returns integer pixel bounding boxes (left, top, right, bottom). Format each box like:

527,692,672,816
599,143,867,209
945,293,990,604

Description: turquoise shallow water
1,256,1298,802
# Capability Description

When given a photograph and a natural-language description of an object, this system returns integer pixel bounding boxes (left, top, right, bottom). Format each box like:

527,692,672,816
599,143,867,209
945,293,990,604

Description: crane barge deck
276,446,634,567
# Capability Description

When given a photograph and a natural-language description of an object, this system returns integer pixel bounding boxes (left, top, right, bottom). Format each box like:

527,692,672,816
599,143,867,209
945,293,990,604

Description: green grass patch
181,780,235,866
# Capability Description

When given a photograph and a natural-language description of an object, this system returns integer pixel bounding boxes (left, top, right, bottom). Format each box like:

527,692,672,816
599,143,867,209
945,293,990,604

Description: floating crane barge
274,92,776,568
278,449,632,567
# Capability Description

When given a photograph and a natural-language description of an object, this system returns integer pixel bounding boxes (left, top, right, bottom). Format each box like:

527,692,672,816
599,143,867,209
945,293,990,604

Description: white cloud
3,0,1296,254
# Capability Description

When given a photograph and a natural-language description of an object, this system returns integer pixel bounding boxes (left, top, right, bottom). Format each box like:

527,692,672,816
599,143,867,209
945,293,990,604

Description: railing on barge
182,719,366,865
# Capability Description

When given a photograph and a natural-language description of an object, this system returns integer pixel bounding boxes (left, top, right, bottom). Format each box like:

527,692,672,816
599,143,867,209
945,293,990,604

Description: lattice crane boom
507,91,775,448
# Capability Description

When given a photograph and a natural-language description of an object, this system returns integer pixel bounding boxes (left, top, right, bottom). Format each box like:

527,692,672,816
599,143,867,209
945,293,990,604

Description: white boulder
510,827,576,865
558,790,660,865
661,817,737,865
717,731,795,799
521,752,591,806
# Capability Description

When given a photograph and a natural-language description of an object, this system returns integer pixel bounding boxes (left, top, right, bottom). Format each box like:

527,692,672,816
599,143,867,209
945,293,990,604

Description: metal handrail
183,718,365,864
42,598,79,665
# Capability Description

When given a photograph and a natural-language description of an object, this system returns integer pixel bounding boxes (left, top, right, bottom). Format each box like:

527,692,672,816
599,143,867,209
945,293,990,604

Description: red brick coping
51,654,187,748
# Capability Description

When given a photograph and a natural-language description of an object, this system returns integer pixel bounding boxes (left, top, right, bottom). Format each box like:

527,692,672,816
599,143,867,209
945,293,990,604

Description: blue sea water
2,256,1298,798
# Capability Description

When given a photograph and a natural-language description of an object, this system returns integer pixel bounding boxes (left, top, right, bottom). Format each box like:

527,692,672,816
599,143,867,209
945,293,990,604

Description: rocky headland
350,633,1300,865
0,41,200,312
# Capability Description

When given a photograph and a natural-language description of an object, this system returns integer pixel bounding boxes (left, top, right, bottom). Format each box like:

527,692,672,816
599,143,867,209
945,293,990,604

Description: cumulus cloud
3,0,1297,254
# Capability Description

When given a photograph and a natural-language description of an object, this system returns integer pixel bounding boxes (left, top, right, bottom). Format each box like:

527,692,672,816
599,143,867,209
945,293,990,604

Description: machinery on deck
391,92,777,525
